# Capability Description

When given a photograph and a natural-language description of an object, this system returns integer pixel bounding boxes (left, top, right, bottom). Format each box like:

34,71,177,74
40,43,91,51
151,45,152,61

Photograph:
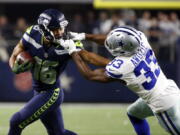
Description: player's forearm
9,54,17,68
85,34,107,45
78,50,110,67
71,52,95,80
71,52,114,83
9,41,24,68
9,48,19,68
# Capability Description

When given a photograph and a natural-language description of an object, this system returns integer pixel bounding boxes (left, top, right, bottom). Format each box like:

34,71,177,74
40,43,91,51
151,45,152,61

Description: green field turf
0,103,169,135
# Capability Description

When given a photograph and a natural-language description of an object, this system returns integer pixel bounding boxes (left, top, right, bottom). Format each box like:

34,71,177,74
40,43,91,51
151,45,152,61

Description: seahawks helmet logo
38,13,51,27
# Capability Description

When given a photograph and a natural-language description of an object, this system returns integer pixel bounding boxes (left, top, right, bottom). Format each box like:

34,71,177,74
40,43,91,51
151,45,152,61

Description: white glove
59,39,79,55
69,32,86,41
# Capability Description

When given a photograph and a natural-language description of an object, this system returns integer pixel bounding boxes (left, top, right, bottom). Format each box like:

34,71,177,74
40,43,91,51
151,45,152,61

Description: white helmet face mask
105,27,141,57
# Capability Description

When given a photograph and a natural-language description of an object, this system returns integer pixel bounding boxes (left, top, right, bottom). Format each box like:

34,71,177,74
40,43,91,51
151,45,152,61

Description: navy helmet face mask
38,9,69,42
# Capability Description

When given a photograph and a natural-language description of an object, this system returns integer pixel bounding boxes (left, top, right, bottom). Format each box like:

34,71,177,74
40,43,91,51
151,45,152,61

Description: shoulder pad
26,26,33,34
25,25,42,35
105,58,124,79
105,57,133,79
22,25,43,49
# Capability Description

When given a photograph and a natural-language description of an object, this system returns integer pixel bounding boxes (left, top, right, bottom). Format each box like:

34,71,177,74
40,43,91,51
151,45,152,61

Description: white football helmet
105,26,141,57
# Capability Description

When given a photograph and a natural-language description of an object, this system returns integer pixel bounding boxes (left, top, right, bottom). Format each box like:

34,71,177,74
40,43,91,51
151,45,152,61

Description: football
16,51,34,64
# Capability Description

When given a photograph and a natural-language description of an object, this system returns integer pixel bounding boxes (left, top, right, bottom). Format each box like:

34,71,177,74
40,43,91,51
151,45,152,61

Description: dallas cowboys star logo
118,40,124,47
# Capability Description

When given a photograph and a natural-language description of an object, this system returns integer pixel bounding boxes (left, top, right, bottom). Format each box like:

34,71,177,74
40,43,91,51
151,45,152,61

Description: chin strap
62,26,69,40
39,24,55,41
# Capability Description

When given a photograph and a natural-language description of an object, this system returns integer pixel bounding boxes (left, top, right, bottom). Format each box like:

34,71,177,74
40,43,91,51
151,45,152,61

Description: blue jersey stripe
115,26,141,40
158,113,174,135
114,26,142,41
118,26,138,34
106,71,122,78
164,111,180,134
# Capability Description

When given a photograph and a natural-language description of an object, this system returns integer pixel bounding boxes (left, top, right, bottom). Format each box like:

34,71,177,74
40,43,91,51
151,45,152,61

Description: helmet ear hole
105,40,108,46
117,34,121,36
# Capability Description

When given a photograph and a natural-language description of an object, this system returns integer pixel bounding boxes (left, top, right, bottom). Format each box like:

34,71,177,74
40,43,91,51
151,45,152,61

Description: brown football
16,51,34,64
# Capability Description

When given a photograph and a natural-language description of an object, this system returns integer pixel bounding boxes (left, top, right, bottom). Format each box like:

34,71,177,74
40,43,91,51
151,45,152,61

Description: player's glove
74,40,84,50
12,60,33,74
59,39,81,55
68,32,86,41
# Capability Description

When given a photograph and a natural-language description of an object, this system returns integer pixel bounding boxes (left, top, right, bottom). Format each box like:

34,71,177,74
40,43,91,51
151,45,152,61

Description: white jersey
105,32,180,113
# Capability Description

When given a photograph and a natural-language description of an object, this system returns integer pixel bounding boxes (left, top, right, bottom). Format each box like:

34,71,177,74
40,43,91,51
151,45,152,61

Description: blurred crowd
0,10,180,63
0,15,28,62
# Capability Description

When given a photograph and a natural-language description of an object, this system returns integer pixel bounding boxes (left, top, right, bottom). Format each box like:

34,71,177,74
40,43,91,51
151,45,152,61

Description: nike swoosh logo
108,68,115,72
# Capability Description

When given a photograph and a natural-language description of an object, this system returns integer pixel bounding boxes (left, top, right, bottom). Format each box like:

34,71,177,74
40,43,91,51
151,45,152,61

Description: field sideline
0,103,168,135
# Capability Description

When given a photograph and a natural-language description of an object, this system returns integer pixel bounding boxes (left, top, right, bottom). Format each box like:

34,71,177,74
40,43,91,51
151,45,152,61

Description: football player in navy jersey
9,9,108,135
62,27,180,135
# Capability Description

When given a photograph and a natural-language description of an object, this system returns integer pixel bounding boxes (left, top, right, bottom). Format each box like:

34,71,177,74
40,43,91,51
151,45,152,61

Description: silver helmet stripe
38,13,51,27
112,27,141,44
115,29,141,45
39,13,51,20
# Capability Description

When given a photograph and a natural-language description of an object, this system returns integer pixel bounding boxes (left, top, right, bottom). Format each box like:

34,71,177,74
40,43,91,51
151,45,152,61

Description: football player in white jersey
61,26,180,135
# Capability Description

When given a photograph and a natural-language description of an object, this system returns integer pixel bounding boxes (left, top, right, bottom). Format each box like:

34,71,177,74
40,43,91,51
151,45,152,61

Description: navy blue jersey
21,25,71,91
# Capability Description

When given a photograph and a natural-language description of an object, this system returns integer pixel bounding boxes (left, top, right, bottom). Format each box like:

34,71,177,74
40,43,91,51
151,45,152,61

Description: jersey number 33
134,50,160,90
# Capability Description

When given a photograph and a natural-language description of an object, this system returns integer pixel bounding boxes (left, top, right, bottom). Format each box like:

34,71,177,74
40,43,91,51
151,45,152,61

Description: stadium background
0,1,179,134
0,1,180,102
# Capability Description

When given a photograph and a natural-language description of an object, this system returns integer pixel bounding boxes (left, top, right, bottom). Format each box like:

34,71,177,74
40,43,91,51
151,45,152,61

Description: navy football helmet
38,9,68,41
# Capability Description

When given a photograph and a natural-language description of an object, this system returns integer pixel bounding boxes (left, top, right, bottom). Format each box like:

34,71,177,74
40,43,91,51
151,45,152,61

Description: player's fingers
21,61,30,67
69,31,77,36
58,39,66,47
21,62,32,72
68,32,79,40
